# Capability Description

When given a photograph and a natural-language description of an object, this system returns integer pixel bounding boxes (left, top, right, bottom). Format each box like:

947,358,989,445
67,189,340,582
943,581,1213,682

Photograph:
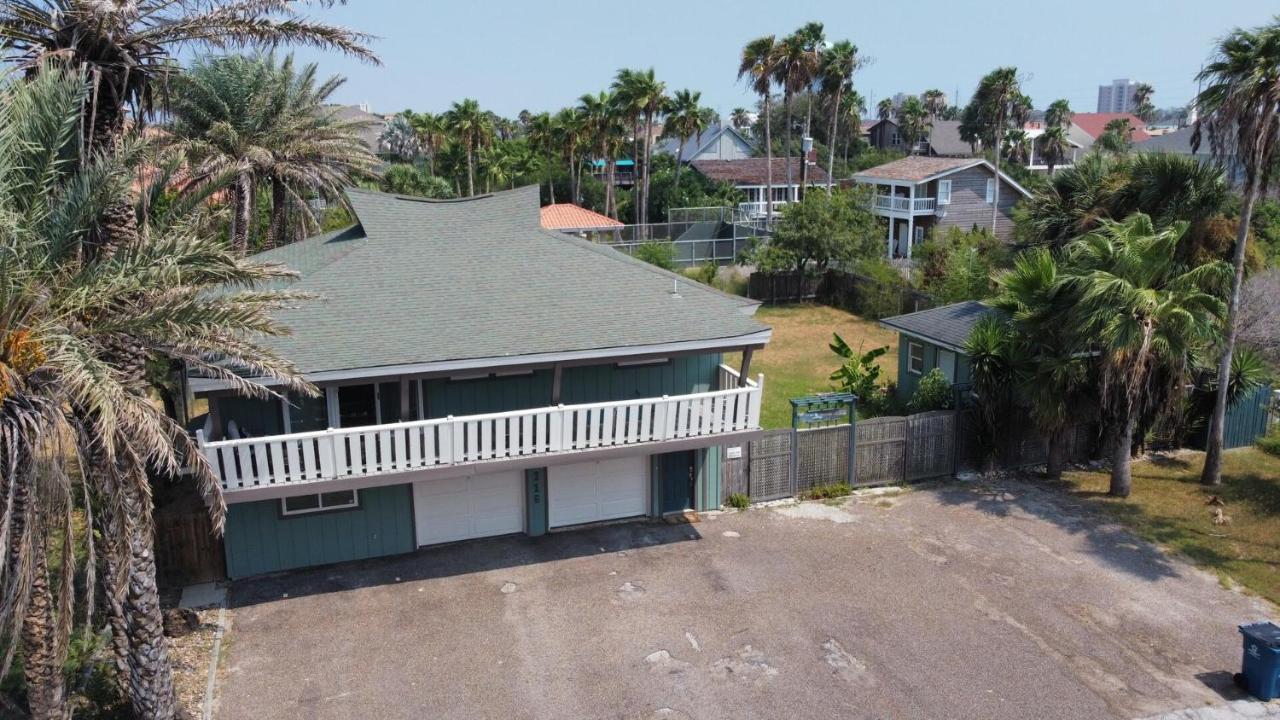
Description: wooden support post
207,396,222,441
551,363,564,405
399,377,411,421
738,348,754,388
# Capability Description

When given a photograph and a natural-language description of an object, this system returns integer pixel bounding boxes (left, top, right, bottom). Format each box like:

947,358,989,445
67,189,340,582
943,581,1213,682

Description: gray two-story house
853,156,1032,258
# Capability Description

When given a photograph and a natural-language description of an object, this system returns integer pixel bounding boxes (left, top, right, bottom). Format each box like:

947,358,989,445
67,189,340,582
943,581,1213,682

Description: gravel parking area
216,478,1276,720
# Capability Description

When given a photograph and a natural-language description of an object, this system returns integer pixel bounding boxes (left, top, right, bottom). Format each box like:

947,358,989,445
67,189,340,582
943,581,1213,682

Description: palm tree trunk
783,89,794,191
269,177,289,249
1045,428,1065,481
118,476,179,720
546,147,556,204
827,92,841,192
1110,412,1136,497
231,173,252,255
466,136,476,197
643,112,655,227
991,112,1004,234
21,534,65,720
764,95,774,223
1201,186,1257,486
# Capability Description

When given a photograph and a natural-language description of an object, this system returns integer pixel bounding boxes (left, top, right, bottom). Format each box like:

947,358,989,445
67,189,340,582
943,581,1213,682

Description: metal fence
563,207,772,268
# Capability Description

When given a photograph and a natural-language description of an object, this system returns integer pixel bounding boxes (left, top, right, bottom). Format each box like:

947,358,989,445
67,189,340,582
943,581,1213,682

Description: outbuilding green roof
246,186,768,378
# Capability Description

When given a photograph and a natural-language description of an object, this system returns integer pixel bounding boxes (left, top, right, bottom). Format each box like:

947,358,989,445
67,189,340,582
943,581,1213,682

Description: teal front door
660,451,696,514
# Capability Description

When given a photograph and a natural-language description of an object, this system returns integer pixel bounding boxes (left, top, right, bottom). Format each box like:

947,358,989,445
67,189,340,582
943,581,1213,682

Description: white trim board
189,329,773,393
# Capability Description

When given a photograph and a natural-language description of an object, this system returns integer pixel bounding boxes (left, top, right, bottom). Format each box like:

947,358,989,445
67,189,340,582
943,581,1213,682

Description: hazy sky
283,0,1271,119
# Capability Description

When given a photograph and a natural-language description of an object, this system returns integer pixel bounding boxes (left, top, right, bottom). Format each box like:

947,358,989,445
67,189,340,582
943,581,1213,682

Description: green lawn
1063,448,1280,606
727,304,899,429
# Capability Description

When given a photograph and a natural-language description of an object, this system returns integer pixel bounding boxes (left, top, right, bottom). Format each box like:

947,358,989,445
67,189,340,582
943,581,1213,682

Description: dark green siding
424,370,554,418
699,447,722,511
218,396,282,437
895,334,968,403
224,484,415,578
560,354,720,403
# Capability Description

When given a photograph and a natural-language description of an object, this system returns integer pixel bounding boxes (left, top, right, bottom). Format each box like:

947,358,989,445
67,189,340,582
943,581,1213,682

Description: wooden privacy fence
723,410,958,502
154,510,226,587
746,269,937,319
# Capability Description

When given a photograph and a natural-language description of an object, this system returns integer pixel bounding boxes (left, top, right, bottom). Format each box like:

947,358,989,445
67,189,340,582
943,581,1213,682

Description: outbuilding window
908,342,925,375
281,490,359,517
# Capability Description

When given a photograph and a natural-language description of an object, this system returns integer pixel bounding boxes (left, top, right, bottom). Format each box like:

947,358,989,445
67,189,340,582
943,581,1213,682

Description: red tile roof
691,157,829,186
1069,113,1151,142
539,203,622,229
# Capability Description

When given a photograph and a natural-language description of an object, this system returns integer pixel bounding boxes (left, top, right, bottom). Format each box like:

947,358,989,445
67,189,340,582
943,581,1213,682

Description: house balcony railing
872,195,937,214
198,366,763,494
737,200,789,218
591,170,635,185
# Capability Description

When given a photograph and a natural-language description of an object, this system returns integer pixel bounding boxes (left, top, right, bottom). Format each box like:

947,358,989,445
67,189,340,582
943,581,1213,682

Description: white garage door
413,470,523,546
549,457,648,528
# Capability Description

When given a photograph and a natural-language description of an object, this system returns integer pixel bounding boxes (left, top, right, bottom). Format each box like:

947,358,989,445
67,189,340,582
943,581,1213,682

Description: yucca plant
0,66,312,719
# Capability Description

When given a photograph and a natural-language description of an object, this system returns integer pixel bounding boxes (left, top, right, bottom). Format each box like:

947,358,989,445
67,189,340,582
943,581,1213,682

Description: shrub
687,261,717,286
633,240,677,271
726,492,751,510
1259,430,1280,458
803,482,852,500
852,258,906,319
908,368,953,413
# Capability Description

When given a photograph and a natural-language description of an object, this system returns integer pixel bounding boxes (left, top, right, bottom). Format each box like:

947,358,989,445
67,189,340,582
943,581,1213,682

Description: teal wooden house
880,301,997,403
190,187,771,578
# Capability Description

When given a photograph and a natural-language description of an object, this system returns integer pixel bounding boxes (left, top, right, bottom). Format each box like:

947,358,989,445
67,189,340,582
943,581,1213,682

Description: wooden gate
154,510,226,586
906,411,956,481
854,417,907,486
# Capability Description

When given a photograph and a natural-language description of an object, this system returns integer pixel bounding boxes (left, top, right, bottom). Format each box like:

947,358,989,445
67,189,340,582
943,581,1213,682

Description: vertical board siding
216,396,283,437
424,370,555,418
224,484,414,578
560,354,720,404
932,166,1020,240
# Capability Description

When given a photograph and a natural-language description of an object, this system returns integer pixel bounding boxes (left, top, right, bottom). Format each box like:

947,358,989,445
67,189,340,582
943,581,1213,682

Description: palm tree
554,107,586,202
985,249,1092,479
578,91,619,218
739,35,779,221
1132,82,1156,122
968,67,1023,231
792,22,826,147
1065,214,1229,496
1045,98,1073,131
409,111,447,177
528,112,558,202
1194,19,1280,487
820,40,858,190
1,0,376,257
1040,126,1071,175
380,113,422,163
1097,117,1135,153
446,99,489,196
772,32,811,191
876,98,894,122
897,96,930,154
664,89,710,192
1003,128,1031,165
731,107,752,131
612,68,667,226
169,55,376,253
0,66,311,720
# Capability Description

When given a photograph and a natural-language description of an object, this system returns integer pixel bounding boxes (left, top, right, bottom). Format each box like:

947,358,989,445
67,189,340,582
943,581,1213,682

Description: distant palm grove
0,2,1279,718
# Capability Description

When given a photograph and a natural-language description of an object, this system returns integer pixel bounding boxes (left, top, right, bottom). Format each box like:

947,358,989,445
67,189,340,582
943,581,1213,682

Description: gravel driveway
216,478,1275,720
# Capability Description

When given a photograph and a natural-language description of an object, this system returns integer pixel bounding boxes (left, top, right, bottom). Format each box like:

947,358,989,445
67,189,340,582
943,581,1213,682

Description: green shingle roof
249,186,768,376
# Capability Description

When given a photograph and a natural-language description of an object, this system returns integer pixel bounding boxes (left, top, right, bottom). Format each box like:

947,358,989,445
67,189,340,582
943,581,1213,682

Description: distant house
1136,127,1246,186
880,301,999,402
691,154,830,218
1067,112,1152,148
864,119,971,157
324,103,389,156
1020,121,1086,172
655,123,754,163
539,203,622,231
853,156,1031,257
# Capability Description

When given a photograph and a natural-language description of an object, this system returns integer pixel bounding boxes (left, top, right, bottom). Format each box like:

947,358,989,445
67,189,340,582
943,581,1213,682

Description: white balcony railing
872,195,936,213
737,200,789,218
198,369,763,493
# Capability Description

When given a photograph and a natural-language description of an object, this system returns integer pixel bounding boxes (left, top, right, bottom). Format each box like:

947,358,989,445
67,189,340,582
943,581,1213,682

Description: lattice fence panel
906,411,956,481
794,425,850,494
747,430,793,501
855,417,907,486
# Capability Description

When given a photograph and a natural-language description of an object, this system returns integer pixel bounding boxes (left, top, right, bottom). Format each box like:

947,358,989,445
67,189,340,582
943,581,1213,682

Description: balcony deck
199,366,763,501
872,195,937,215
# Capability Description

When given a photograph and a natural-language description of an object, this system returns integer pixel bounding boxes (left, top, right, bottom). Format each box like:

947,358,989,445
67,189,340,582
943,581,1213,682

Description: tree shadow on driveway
927,477,1184,583
229,519,702,608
